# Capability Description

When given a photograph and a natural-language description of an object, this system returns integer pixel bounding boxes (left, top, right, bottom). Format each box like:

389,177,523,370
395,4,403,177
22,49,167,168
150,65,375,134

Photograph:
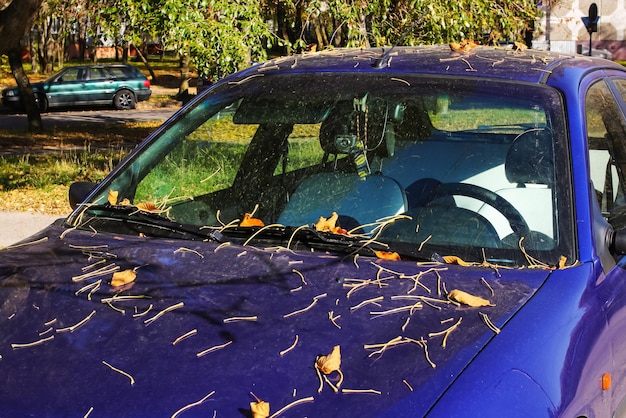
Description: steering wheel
429,182,531,240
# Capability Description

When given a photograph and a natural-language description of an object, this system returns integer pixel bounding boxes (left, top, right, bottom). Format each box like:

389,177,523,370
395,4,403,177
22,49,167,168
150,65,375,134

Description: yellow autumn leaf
111,269,137,287
449,39,478,52
240,213,265,227
136,202,160,212
250,400,270,418
442,256,473,266
374,251,400,261
315,213,347,235
108,189,119,205
447,289,492,307
316,345,341,374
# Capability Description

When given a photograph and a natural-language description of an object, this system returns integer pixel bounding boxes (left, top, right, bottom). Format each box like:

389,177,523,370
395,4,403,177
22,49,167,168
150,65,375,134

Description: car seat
278,102,407,232
477,128,556,245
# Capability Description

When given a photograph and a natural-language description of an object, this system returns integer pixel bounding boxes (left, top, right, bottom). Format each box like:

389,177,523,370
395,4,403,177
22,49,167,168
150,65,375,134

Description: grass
0,56,182,215
0,122,162,215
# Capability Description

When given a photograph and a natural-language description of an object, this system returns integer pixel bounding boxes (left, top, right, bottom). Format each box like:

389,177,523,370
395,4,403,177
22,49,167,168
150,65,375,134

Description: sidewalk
0,211,62,247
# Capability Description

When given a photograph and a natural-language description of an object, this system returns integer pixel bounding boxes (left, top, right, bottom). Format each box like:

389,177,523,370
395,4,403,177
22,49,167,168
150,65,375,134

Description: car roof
249,45,626,85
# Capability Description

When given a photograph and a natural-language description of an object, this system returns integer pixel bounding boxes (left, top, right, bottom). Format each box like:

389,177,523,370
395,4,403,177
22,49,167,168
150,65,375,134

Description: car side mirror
610,228,626,255
69,181,97,209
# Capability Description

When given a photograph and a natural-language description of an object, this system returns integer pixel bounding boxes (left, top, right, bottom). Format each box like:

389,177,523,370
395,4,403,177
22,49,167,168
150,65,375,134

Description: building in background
535,0,626,60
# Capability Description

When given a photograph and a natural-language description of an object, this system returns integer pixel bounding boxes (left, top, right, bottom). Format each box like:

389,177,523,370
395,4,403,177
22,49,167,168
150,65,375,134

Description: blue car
2,45,626,417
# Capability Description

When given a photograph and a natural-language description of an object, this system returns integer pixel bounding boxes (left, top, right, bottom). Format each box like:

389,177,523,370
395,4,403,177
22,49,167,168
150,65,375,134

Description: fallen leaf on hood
315,212,347,235
240,213,265,227
316,345,341,374
315,345,344,393
110,269,137,287
447,289,492,307
250,393,270,418
374,250,400,260
108,189,119,205
442,255,473,266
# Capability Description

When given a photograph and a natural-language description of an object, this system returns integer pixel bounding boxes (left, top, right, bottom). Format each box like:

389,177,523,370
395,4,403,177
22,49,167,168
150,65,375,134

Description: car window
89,67,108,80
57,67,83,82
107,67,129,79
613,78,626,103
77,73,573,266
585,80,626,217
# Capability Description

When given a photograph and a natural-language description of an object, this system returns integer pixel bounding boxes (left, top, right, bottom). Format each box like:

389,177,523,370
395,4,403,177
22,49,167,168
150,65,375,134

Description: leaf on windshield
447,289,492,307
240,213,265,227
110,269,137,287
108,189,118,205
374,251,400,261
315,212,347,235
136,202,160,213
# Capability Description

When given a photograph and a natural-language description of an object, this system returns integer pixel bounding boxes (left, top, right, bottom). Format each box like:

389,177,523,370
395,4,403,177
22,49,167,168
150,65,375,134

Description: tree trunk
8,48,43,132
0,0,43,56
131,41,156,80
178,53,191,102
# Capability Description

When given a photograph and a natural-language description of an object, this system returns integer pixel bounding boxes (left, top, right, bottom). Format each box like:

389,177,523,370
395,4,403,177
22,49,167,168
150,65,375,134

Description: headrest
319,99,395,157
505,128,554,186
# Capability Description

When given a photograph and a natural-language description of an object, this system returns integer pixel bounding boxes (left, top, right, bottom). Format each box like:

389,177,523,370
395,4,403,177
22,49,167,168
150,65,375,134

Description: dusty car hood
0,225,550,417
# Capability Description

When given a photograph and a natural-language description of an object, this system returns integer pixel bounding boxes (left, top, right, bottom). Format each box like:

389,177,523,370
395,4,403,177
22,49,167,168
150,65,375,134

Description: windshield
69,72,573,267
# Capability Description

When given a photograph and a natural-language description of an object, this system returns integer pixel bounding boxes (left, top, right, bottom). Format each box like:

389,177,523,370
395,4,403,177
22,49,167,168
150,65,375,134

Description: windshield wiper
78,204,223,242
219,225,430,260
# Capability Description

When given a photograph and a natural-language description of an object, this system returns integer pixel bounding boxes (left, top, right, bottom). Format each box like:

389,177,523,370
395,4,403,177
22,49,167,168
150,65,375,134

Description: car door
584,72,626,416
48,67,86,106
85,66,115,103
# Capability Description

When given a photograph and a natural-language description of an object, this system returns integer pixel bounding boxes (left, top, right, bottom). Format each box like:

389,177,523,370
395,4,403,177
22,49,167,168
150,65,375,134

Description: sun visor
233,97,331,124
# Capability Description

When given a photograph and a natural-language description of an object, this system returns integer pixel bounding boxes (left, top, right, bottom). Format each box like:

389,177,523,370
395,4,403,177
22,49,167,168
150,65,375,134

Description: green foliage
17,1,541,82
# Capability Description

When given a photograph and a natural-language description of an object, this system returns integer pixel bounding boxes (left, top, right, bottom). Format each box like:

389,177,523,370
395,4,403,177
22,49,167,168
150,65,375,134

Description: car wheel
35,93,48,112
114,89,136,110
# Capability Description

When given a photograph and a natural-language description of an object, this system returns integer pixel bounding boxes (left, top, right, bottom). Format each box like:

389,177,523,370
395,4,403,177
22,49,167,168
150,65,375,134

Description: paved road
0,211,62,247
0,107,179,130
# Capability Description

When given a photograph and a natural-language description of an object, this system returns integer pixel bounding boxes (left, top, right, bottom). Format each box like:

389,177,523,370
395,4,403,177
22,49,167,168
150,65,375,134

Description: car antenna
371,13,426,69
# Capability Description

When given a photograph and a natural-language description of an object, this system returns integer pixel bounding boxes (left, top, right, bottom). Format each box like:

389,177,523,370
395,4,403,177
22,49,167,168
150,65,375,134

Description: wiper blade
79,204,223,242
220,225,429,260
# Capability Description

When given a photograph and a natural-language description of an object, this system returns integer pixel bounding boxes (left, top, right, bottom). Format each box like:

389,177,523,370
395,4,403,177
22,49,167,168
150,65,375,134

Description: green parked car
1,64,152,112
